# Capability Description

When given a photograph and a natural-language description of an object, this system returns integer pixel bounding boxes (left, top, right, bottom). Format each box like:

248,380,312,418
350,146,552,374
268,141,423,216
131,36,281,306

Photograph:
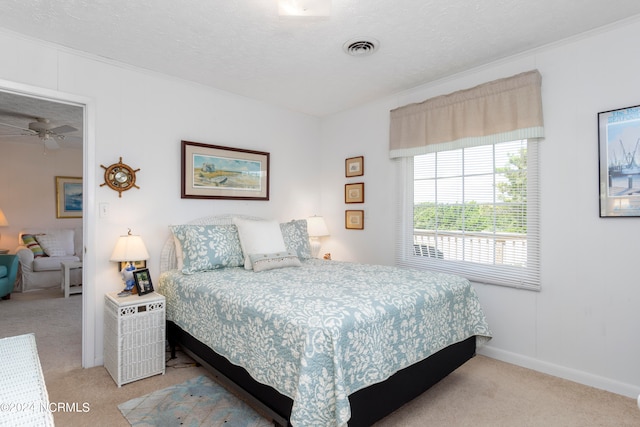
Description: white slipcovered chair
15,228,82,292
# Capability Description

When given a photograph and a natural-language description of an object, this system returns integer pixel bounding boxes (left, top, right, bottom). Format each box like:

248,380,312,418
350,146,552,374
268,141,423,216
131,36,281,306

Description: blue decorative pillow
280,220,311,260
169,224,244,274
249,250,302,272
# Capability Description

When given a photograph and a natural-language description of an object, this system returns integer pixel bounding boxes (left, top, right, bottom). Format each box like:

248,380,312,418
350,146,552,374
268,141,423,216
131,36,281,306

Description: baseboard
478,345,640,399
94,356,104,367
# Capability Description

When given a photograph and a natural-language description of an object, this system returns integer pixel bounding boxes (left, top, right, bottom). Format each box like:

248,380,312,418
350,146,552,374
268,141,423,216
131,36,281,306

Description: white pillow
35,234,66,257
51,229,75,255
232,218,287,270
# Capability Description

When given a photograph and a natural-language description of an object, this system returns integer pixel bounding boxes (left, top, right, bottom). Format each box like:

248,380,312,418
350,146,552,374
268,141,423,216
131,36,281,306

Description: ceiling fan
0,117,78,149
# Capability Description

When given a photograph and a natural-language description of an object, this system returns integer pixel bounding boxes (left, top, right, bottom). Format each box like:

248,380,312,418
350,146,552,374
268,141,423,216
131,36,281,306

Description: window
395,139,540,290
390,70,543,290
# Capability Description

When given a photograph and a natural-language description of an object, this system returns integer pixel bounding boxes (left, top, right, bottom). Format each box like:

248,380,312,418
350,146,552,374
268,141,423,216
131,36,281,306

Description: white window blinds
391,71,543,290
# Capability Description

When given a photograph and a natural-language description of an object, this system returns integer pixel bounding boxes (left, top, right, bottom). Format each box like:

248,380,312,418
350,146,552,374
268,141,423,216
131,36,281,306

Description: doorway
0,78,95,368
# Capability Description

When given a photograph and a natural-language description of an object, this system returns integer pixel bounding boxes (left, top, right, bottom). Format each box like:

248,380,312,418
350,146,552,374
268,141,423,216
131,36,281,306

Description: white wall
3,17,640,399
0,30,322,367
320,18,640,398
0,142,83,248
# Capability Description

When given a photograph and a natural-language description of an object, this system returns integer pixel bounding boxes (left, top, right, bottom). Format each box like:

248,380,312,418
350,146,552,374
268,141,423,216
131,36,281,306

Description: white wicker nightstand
104,291,166,387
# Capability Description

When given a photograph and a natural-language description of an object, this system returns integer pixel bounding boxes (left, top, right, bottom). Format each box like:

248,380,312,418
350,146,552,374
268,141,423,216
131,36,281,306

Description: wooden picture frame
133,268,154,296
345,183,365,203
345,156,364,177
118,260,147,271
598,104,640,217
345,210,364,230
181,140,269,200
55,176,82,218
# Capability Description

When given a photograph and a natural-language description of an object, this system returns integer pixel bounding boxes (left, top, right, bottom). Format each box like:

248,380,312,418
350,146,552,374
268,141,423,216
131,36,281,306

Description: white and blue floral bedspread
158,259,491,427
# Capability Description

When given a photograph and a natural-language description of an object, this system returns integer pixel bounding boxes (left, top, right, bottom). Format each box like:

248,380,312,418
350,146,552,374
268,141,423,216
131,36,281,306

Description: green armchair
0,255,18,300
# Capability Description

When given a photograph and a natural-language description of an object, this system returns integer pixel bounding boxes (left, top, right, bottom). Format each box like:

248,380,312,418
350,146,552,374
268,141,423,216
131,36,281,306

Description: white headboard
159,214,262,273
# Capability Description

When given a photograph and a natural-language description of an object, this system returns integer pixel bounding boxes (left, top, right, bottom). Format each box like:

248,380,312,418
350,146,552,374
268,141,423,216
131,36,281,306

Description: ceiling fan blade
50,124,78,134
62,135,83,143
0,109,36,120
0,121,35,133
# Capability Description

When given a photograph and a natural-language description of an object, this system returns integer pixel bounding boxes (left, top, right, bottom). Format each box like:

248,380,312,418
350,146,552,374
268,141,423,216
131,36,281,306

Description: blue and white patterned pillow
280,220,311,260
170,224,244,274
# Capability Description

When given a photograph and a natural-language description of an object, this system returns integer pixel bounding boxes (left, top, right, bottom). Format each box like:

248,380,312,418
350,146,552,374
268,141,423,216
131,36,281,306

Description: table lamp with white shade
109,229,149,296
306,216,329,259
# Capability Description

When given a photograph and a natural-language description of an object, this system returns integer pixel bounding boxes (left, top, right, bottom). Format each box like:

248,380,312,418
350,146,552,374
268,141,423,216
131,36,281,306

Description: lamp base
310,237,321,259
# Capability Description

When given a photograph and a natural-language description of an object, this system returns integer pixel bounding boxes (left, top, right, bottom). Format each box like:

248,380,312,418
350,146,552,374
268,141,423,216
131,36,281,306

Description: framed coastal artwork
598,104,640,217
55,176,82,218
181,141,270,200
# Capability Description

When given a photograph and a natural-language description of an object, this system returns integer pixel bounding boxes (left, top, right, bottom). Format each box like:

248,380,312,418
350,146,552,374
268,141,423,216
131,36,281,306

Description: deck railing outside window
413,229,527,267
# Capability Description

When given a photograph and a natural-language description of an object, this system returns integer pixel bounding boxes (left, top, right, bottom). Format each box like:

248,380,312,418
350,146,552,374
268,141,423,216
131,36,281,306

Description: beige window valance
389,70,544,158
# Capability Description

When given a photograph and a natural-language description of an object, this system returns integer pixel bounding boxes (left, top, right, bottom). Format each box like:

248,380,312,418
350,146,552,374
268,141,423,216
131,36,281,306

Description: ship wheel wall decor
100,157,140,197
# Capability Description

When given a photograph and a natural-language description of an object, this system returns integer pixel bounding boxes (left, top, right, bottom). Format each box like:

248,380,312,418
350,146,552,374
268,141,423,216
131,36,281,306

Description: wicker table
104,291,165,387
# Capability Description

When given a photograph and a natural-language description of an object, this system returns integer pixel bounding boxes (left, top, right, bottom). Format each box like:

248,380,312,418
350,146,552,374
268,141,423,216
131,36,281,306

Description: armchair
0,255,18,300
15,228,82,292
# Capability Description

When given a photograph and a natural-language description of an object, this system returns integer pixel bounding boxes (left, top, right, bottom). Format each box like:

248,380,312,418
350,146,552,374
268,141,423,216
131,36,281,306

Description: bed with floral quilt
158,215,491,427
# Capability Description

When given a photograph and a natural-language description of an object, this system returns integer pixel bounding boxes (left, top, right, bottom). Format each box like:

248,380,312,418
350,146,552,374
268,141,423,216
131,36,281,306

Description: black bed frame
168,321,476,426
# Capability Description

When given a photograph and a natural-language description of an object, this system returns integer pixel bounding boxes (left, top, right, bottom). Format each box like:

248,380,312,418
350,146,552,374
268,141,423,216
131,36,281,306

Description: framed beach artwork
181,141,270,200
598,104,640,217
55,176,82,218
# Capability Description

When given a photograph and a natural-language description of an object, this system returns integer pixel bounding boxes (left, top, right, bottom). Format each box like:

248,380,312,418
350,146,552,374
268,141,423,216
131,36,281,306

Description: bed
158,215,491,427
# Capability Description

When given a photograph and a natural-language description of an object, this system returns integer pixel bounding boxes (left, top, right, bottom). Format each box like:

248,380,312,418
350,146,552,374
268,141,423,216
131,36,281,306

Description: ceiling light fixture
343,37,380,57
278,0,331,17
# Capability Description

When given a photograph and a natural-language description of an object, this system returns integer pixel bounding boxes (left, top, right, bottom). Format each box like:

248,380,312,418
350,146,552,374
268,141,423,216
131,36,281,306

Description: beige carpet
1,289,639,426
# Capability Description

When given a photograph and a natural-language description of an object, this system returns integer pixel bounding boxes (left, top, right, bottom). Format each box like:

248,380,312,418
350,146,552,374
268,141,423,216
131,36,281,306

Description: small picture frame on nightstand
133,268,154,295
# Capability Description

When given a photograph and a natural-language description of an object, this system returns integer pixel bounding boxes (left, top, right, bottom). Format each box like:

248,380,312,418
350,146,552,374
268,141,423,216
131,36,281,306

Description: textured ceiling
1,0,640,122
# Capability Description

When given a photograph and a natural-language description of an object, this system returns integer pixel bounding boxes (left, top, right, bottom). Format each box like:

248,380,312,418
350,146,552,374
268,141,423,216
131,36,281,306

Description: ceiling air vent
343,37,379,57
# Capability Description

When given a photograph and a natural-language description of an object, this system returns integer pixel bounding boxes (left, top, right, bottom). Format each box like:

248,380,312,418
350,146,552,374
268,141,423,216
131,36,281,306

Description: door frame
0,78,96,367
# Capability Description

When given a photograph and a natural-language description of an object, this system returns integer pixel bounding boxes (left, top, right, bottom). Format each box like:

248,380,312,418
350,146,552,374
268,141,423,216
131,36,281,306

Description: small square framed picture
118,260,146,272
345,156,364,177
345,183,365,203
345,210,364,230
133,268,154,296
